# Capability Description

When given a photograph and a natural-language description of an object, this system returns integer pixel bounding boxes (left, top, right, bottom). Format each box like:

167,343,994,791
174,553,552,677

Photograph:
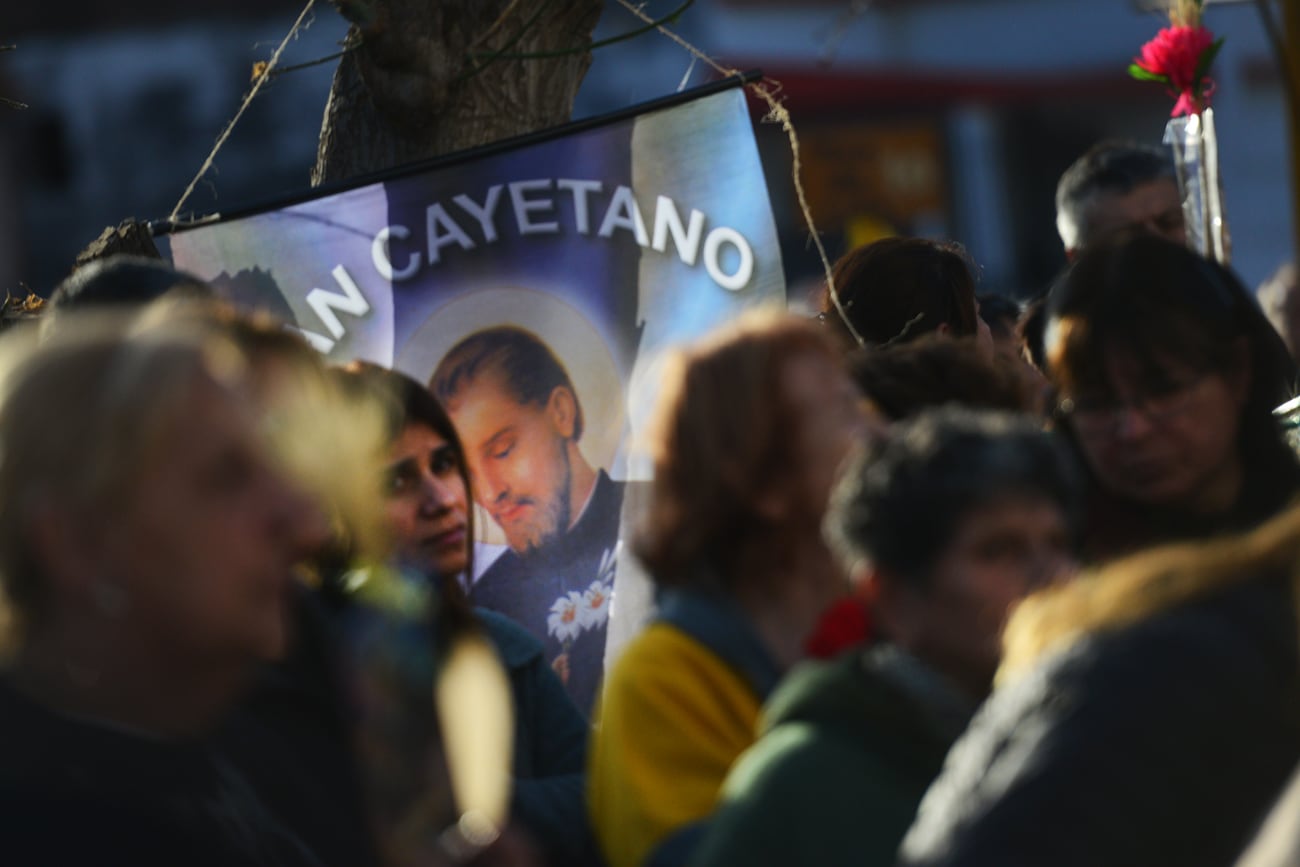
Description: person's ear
935,322,952,338
546,386,579,439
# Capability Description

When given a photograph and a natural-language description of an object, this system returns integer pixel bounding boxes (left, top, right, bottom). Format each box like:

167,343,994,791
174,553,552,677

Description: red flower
805,597,872,659
1131,25,1219,116
1136,25,1213,90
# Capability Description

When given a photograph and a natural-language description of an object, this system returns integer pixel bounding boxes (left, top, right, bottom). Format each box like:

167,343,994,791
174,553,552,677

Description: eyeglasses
1057,374,1207,437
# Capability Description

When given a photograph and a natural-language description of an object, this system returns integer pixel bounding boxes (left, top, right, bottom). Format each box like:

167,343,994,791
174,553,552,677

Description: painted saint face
446,373,576,555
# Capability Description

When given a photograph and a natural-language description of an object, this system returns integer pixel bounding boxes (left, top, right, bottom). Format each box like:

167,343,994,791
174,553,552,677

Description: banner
161,80,786,714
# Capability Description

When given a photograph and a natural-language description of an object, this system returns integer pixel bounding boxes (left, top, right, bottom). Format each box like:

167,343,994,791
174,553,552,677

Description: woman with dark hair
178,312,537,867
819,237,993,353
1045,233,1300,560
335,362,596,867
693,408,1080,867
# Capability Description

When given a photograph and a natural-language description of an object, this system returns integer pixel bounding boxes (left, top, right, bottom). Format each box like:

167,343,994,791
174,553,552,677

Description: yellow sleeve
587,623,762,867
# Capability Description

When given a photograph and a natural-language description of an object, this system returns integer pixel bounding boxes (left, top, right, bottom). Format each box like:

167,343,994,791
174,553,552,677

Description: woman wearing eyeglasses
1045,232,1299,562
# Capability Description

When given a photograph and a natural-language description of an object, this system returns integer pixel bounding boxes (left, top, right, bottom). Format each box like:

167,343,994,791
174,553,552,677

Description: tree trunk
313,0,604,186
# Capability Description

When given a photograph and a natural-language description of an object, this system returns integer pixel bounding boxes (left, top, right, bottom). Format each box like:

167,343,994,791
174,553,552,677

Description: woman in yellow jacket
588,310,873,867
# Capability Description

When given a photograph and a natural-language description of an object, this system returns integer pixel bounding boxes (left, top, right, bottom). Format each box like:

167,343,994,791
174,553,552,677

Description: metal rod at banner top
151,70,762,237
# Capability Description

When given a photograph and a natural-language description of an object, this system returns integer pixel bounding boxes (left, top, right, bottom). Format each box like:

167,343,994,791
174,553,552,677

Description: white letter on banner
651,195,705,265
557,179,603,234
509,180,559,235
703,227,755,291
305,265,371,340
453,185,504,242
598,186,649,247
372,225,420,282
426,204,475,265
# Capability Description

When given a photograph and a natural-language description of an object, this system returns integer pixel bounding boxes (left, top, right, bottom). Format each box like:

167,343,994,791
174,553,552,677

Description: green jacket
690,645,973,867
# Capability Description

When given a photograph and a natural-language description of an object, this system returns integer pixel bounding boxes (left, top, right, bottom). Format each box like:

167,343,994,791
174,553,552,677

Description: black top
0,677,323,867
470,470,626,715
217,587,378,867
898,567,1300,867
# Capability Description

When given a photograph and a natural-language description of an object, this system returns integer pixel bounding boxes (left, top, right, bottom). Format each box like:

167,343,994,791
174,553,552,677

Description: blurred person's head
1047,233,1296,519
1055,141,1184,258
49,255,213,311
0,314,327,734
431,326,594,558
1258,262,1300,361
636,309,870,598
977,293,1024,363
819,237,993,354
147,302,390,577
849,335,1036,422
825,408,1080,698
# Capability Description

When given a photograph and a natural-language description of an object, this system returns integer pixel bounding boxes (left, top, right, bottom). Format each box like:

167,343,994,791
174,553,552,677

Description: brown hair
634,309,845,589
849,335,1035,420
820,237,981,349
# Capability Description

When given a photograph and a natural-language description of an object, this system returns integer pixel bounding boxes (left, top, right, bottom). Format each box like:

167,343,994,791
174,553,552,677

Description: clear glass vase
1164,107,1231,264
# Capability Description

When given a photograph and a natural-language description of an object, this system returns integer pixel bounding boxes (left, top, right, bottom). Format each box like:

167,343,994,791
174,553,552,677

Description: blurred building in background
1,0,343,293
1,0,1293,299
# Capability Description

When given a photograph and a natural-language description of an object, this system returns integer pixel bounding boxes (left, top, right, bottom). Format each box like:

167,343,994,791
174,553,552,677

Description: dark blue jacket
899,568,1300,867
471,471,626,716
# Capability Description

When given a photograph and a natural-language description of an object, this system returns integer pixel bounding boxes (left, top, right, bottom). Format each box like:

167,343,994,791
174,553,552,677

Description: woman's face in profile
94,373,328,666
382,422,471,580
1061,349,1249,513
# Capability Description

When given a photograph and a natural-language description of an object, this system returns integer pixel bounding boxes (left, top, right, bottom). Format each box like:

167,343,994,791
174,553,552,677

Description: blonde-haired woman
0,315,329,866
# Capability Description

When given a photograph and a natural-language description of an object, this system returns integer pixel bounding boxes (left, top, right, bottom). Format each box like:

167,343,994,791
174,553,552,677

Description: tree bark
313,0,604,186
73,219,163,266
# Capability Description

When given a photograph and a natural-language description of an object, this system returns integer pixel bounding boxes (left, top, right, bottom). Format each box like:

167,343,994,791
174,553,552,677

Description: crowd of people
2,136,1300,867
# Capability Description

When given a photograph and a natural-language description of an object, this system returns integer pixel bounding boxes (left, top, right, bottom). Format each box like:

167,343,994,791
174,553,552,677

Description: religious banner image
160,80,787,714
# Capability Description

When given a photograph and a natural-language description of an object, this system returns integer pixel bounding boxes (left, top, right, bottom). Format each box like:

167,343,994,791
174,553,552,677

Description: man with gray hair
1055,140,1185,259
